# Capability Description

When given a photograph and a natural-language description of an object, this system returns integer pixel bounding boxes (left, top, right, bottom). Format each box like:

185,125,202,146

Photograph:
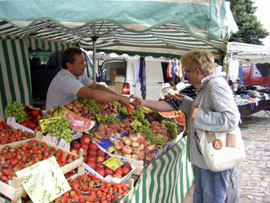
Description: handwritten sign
16,157,71,203
64,112,95,131
39,117,62,133
103,157,123,171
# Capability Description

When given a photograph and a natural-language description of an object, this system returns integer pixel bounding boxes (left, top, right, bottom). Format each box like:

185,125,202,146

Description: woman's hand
172,93,185,102
190,106,201,119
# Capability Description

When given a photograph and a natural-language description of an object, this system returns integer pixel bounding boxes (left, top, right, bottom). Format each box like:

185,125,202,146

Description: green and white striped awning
0,0,235,117
0,0,233,57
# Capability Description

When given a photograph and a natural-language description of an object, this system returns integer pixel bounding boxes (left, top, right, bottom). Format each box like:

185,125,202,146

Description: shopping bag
195,126,246,172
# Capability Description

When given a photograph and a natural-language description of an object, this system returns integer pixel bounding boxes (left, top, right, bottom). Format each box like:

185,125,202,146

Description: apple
115,150,123,156
112,173,122,178
80,143,89,151
31,109,40,118
96,168,105,177
131,154,139,160
98,123,107,131
80,136,91,145
97,150,105,157
87,161,96,169
114,140,124,150
87,156,96,162
96,156,105,163
70,148,79,154
122,145,132,154
96,162,104,169
138,143,145,151
129,134,138,142
94,131,103,139
132,147,140,154
71,141,81,149
114,167,123,175
131,141,139,147
105,167,113,176
122,166,131,176
89,143,99,151
88,149,97,157
123,137,132,146
147,144,156,151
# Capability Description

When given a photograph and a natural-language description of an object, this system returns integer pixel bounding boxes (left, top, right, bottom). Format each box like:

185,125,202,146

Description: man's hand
130,96,143,108
119,96,130,106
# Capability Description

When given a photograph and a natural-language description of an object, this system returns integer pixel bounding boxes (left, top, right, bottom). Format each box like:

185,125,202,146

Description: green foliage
228,0,269,45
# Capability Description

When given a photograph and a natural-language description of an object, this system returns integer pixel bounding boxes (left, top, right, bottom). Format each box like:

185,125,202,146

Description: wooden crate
0,131,84,202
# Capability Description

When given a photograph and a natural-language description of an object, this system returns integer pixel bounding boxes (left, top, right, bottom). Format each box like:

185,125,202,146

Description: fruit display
0,121,33,144
21,105,43,130
46,118,74,143
4,101,28,123
71,138,133,181
54,173,130,203
0,140,78,183
111,134,157,161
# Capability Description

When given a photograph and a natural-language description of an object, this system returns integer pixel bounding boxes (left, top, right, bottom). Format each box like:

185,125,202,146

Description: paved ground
183,111,270,203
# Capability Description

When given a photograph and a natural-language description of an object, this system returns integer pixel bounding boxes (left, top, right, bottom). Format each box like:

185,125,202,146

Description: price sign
39,117,62,133
16,157,71,203
103,157,124,171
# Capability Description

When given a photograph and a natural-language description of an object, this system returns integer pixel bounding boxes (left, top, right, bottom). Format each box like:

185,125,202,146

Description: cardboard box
115,82,124,95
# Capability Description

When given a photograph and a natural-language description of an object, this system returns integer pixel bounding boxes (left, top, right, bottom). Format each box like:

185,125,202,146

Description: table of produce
0,99,193,203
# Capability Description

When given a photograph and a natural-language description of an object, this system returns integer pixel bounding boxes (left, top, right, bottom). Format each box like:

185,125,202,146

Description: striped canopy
0,0,234,117
0,0,233,57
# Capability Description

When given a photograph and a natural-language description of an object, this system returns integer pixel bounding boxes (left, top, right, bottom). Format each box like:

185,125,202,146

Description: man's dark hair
62,47,83,69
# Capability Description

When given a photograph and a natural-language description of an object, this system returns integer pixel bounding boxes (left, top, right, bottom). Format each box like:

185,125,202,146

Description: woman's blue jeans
193,167,234,203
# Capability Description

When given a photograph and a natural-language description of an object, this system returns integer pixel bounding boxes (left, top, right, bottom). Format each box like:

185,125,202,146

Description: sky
253,0,270,47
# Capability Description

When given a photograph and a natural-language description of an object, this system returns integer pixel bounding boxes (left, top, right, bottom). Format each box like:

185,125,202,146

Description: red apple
80,136,91,145
129,134,138,142
96,162,104,169
70,148,79,154
96,168,105,177
122,166,131,176
114,167,123,175
80,143,89,152
88,149,97,157
105,167,113,176
96,156,105,163
87,156,96,162
97,150,105,157
71,141,81,149
31,109,40,118
89,143,99,151
87,161,96,170
113,173,122,178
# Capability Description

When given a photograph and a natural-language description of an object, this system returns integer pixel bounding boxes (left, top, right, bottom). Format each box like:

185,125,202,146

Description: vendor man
46,47,129,110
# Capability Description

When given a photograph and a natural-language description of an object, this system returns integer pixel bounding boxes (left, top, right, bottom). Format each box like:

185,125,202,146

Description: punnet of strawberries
0,140,78,183
0,121,34,144
54,173,129,203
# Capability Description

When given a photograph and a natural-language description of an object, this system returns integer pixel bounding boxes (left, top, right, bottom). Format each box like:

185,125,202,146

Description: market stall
0,1,236,202
226,42,270,117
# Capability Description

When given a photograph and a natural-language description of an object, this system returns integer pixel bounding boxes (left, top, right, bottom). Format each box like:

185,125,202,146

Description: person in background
46,47,129,110
132,49,240,203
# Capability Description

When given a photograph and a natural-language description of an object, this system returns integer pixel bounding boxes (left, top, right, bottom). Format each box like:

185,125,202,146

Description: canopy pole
92,23,97,82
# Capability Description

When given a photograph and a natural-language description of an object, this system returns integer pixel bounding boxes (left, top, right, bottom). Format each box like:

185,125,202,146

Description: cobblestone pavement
183,111,270,203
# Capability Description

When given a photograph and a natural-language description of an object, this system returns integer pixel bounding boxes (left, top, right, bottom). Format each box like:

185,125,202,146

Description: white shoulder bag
195,95,246,172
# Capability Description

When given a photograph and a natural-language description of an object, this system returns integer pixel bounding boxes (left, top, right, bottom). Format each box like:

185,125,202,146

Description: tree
228,0,269,45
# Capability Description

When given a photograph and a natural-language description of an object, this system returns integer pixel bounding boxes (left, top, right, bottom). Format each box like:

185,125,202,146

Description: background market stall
226,42,270,117
0,1,236,202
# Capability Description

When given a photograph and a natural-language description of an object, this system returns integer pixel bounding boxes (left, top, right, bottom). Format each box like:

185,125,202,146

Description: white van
98,56,171,100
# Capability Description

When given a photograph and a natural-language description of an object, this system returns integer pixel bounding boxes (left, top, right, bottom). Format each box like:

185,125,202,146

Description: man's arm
88,82,118,95
77,86,129,105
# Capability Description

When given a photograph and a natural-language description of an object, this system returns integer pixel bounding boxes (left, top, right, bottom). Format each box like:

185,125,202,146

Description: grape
46,118,74,143
4,101,28,123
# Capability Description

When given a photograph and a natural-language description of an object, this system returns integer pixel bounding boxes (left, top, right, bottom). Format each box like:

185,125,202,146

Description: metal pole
92,23,97,82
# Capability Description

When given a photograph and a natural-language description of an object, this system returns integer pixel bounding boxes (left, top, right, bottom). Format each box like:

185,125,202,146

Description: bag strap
198,93,204,108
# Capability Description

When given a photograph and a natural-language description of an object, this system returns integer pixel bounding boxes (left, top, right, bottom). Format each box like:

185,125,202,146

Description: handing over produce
46,47,129,111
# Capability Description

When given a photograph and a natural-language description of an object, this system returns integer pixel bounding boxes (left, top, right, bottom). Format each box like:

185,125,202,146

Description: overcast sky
253,0,270,47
